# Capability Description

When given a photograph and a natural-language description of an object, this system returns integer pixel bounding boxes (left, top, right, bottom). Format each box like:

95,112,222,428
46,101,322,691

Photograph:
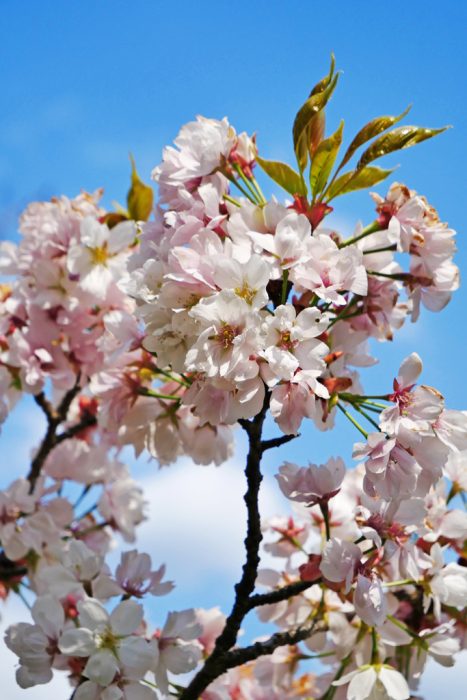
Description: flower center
234,283,256,305
215,323,240,349
278,330,297,352
89,244,109,266
97,627,118,651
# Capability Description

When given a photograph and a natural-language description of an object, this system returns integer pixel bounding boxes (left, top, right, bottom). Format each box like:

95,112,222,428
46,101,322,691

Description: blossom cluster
0,61,465,700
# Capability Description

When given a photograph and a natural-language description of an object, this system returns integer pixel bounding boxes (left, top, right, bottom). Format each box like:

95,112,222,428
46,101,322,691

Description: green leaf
256,156,307,197
309,53,336,97
127,155,154,221
309,120,344,197
326,166,395,200
307,110,326,158
101,212,129,229
356,125,450,170
338,105,411,169
293,57,339,172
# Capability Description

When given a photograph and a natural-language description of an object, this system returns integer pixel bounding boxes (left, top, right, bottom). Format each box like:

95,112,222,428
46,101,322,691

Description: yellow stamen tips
138,368,154,383
89,244,109,266
97,628,118,651
215,323,238,349
0,283,12,299
279,330,296,352
234,283,256,305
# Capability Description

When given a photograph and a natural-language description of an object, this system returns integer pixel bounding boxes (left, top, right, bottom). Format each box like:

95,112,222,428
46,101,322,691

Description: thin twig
260,433,299,452
248,580,316,609
221,619,322,670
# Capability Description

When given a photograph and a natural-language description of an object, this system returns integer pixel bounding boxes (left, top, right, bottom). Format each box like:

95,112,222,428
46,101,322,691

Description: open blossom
276,458,345,505
1,77,466,700
67,218,136,299
249,211,312,275
93,549,174,600
292,232,368,304
73,678,156,700
213,254,271,309
261,304,329,383
380,352,444,442
353,433,421,500
5,595,67,688
154,609,203,694
333,664,410,700
353,574,387,627
320,538,361,591
98,477,146,541
186,291,262,381
35,540,105,599
152,116,236,186
59,598,156,687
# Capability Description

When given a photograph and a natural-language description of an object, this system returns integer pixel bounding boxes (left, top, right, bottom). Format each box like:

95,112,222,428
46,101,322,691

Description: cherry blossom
1,65,466,700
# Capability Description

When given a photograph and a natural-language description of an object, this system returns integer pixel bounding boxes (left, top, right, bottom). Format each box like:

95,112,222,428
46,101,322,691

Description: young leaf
307,110,326,157
127,155,154,221
309,53,336,97
326,166,395,201
293,58,339,172
356,125,449,170
338,105,411,169
309,120,344,197
256,156,307,197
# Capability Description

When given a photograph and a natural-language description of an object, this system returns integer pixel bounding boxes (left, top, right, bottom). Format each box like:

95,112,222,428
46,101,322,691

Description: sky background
0,1,466,697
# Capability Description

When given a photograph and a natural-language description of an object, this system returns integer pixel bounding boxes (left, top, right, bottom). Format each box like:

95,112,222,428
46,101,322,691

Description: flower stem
319,501,331,540
281,270,289,304
336,402,369,438
223,193,241,207
233,163,262,204
353,403,381,431
339,221,381,249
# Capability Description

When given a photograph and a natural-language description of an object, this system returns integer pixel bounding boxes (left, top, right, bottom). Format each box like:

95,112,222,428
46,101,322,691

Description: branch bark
221,618,321,670
178,398,318,699
179,398,269,699
27,377,92,491
248,579,317,609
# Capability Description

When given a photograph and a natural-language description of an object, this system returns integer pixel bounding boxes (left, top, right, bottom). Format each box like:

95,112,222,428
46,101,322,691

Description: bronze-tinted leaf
256,156,307,197
356,125,449,170
293,57,339,172
326,165,395,201
127,155,154,221
307,110,326,157
339,105,411,169
309,53,335,97
101,212,129,228
309,120,344,197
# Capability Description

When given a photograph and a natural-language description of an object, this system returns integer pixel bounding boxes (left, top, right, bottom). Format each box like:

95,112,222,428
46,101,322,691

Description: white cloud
419,650,467,695
135,455,285,591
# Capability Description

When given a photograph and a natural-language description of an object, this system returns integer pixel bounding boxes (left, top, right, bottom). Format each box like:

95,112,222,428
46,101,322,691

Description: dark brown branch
248,580,317,609
55,414,97,444
222,619,321,670
27,377,82,491
260,432,299,452
179,396,269,699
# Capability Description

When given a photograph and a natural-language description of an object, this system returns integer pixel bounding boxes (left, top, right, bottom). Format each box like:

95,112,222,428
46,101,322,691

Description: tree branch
55,414,97,445
222,619,322,670
248,580,317,609
260,432,299,452
27,377,83,491
179,396,269,699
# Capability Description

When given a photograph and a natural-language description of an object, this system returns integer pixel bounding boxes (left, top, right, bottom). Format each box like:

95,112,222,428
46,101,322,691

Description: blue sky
0,2,466,697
